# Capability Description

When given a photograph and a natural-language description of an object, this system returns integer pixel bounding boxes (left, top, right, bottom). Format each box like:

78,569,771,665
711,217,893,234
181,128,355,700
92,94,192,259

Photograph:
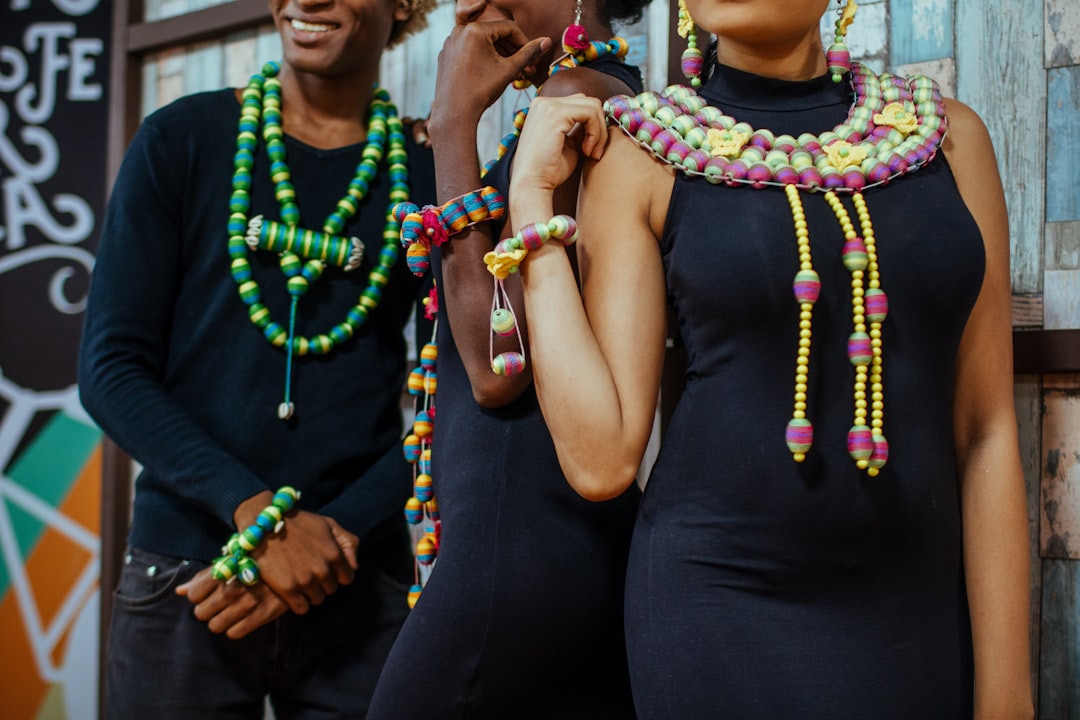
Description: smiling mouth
290,18,335,33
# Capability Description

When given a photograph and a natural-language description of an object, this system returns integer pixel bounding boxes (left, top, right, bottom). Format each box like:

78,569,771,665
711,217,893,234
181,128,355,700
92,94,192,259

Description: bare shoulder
583,129,675,241
940,98,1000,189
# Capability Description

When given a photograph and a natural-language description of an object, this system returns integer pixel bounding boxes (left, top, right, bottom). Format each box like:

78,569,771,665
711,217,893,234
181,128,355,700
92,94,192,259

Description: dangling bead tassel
827,0,857,83
489,279,527,376
279,296,299,420
854,192,889,474
677,0,704,88
825,190,888,475
784,184,817,462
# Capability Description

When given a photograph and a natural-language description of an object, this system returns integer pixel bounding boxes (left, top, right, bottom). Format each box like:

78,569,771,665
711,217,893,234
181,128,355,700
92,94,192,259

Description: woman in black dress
367,1,650,718
507,0,1033,717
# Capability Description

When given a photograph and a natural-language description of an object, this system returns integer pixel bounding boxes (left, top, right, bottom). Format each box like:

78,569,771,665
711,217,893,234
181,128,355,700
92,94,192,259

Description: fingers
508,36,552,83
190,582,289,640
526,94,608,159
224,595,288,640
327,518,360,576
176,568,217,603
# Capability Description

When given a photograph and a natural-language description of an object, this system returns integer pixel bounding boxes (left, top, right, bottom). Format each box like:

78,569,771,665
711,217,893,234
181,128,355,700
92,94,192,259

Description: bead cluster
483,108,528,178
828,0,858,83
483,216,578,376
549,37,630,78
392,186,507,276
676,0,703,88
402,285,440,608
210,486,300,586
227,61,410,420
604,63,945,194
604,63,944,474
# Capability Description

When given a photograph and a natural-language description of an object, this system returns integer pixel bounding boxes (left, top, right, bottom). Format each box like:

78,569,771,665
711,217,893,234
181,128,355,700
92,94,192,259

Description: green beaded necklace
227,61,410,420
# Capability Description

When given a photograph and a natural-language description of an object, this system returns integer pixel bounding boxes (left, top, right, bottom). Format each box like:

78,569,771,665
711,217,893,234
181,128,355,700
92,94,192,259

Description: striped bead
491,352,526,376
847,332,872,366
847,425,874,461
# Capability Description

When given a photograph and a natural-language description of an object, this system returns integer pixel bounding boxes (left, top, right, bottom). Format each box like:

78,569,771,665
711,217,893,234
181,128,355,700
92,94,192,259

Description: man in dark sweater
78,0,436,716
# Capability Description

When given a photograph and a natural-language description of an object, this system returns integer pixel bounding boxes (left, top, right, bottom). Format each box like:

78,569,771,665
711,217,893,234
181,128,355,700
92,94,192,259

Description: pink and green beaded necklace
605,62,949,476
227,61,410,420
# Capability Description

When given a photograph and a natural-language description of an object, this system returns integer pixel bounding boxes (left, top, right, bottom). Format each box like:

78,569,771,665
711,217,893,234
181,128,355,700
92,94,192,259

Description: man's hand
233,492,360,615
177,568,288,639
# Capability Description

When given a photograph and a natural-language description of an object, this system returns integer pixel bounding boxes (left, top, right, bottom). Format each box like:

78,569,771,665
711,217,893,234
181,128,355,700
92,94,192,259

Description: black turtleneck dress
624,65,981,718
367,56,642,720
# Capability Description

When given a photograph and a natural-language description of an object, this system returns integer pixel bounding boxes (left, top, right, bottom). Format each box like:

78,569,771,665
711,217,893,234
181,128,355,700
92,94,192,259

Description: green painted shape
0,412,101,600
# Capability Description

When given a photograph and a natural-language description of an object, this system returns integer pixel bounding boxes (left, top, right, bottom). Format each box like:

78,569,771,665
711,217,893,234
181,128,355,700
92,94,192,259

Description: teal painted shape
1048,66,1080,222
890,0,953,65
0,412,101,599
1040,559,1080,718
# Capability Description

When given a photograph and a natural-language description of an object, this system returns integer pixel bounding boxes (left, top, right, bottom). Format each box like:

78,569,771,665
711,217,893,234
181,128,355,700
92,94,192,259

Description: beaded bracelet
392,186,507,276
482,215,578,376
210,486,301,586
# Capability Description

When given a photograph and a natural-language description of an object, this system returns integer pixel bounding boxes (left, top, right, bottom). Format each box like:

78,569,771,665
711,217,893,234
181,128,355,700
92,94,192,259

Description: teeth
291,19,332,32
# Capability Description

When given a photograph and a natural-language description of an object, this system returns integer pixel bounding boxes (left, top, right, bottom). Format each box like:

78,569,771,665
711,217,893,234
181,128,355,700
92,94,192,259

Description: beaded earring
827,0,858,83
677,0,704,88
563,0,590,54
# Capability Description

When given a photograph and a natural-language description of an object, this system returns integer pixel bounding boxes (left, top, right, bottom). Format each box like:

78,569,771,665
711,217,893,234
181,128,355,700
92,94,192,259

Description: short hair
389,0,438,48
604,0,653,26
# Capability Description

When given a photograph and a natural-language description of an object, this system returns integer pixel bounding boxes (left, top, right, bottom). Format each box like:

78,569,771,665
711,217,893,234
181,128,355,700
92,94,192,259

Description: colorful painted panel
1,1,111,718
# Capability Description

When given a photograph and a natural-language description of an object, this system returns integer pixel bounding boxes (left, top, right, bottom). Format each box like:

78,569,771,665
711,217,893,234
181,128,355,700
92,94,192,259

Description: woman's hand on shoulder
509,93,607,202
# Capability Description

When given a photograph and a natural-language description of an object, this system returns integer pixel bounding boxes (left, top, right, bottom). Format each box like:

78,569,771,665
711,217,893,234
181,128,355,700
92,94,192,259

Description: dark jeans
105,543,411,719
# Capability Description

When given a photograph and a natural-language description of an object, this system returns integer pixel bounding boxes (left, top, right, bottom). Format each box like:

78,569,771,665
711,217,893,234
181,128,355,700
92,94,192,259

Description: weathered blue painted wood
1047,66,1080,224
1040,559,1080,719
891,0,953,66
957,0,1046,293
1046,0,1080,68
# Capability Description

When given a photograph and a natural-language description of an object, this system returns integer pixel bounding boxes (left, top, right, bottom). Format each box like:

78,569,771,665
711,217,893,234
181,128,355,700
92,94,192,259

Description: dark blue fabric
105,546,410,719
79,88,437,562
81,85,437,717
368,56,642,720
625,64,981,718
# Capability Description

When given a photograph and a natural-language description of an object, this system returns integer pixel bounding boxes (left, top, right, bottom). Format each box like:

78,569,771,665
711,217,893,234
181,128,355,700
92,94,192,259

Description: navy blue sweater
79,88,435,561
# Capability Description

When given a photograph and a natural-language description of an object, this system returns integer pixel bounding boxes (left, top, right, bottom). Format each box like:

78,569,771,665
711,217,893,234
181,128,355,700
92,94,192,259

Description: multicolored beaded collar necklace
605,62,948,476
227,61,409,420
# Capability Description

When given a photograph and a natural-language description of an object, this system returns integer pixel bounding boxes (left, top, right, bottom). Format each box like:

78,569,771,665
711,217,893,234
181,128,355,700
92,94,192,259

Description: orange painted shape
0,442,104,719
0,590,49,720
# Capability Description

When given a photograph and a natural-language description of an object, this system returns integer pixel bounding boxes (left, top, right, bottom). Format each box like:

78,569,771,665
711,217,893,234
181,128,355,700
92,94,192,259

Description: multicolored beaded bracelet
210,486,300,586
482,215,578,376
392,186,508,276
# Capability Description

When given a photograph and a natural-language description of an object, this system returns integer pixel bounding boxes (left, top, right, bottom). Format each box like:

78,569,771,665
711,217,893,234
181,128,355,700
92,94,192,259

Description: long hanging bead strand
785,184,819,462
825,191,888,475
855,192,889,474
403,290,440,608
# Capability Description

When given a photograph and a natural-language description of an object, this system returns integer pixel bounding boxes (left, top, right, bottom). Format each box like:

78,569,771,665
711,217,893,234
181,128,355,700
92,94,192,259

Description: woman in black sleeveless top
505,1,1032,717
368,2,649,718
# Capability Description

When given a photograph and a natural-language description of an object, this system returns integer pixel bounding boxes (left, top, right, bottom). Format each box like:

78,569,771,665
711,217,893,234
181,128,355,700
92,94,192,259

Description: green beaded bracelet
210,486,301,585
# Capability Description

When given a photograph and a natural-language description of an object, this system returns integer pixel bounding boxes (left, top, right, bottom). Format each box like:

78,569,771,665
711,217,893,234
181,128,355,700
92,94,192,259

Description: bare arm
944,98,1033,720
512,101,672,500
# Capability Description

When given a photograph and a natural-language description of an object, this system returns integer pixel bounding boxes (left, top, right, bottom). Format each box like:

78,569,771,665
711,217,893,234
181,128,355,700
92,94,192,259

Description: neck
276,62,382,149
714,34,827,81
